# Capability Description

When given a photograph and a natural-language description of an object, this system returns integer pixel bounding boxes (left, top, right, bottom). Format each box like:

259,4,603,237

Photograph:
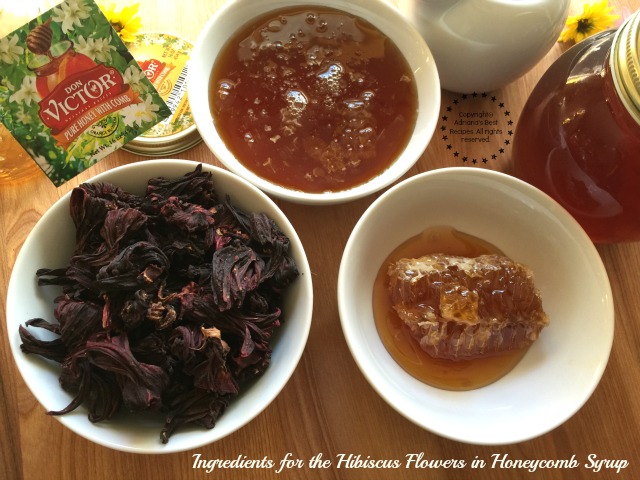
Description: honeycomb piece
388,254,549,360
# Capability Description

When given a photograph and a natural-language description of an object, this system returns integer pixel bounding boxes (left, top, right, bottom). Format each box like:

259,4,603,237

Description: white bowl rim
187,0,441,205
337,167,615,445
6,159,314,453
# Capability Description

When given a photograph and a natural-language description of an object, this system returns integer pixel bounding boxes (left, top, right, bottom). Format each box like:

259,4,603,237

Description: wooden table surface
1,0,639,479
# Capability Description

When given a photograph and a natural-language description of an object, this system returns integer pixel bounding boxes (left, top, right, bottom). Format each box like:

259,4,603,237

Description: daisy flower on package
52,0,92,34
99,3,142,43
559,0,620,43
0,34,24,64
121,94,161,127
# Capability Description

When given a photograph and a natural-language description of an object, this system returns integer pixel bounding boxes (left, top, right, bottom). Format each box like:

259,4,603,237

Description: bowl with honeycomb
337,167,614,445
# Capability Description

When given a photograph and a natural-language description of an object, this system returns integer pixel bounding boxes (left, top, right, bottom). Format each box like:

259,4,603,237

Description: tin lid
123,32,202,156
611,10,640,124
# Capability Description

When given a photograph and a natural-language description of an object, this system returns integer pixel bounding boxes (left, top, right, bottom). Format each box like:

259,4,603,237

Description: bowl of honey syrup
338,168,614,445
188,0,440,204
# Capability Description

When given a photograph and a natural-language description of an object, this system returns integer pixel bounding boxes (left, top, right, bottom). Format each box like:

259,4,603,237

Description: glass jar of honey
511,11,640,243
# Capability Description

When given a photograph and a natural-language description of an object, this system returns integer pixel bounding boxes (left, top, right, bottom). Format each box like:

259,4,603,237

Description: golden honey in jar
512,12,640,243
209,6,418,193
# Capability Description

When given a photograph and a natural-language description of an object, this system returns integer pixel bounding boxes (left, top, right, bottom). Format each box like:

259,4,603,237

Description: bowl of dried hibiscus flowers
6,159,313,453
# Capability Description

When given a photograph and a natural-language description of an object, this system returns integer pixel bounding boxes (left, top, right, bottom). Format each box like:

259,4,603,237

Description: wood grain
1,1,638,479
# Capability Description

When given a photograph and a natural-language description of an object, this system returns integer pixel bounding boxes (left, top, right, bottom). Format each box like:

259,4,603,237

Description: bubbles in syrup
215,79,236,103
317,62,344,97
316,19,328,33
285,89,308,117
361,90,375,102
210,6,418,193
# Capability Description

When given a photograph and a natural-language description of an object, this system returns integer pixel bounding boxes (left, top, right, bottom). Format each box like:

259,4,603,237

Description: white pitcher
395,0,570,93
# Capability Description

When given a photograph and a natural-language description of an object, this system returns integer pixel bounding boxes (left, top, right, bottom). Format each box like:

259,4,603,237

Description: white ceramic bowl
6,160,313,453
338,168,614,445
188,0,440,205
394,0,570,93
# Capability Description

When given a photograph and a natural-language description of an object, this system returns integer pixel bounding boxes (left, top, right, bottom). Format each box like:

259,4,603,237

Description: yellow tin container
124,32,202,155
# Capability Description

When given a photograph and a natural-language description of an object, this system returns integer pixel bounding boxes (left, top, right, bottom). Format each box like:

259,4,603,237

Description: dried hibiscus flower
19,164,299,443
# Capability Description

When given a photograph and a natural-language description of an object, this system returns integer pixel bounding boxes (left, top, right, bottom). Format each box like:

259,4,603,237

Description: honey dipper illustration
27,19,54,57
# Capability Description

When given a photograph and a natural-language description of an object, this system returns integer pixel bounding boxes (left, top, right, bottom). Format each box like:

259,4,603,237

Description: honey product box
0,0,171,186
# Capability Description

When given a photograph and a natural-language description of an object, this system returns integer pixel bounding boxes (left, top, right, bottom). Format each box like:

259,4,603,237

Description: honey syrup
209,6,418,193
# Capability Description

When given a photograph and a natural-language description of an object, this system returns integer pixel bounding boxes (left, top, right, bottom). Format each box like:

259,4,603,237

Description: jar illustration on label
27,20,97,98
